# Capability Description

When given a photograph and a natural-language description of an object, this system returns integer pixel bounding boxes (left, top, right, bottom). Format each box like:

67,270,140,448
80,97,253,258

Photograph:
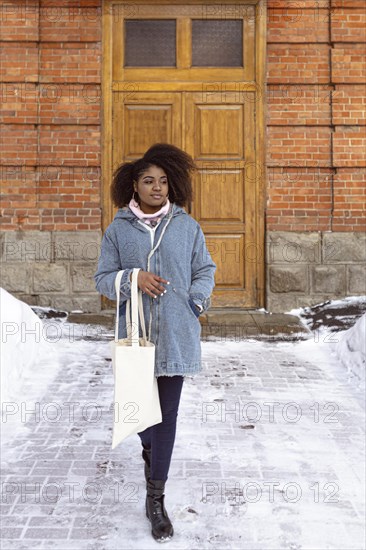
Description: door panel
208,235,246,287
112,92,182,170
194,106,244,159
199,169,244,222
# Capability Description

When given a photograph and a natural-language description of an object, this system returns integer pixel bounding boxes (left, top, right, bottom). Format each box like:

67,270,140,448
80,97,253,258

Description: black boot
142,444,151,486
146,478,174,542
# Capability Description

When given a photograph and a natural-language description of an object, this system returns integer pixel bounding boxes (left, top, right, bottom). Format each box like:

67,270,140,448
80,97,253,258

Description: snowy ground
288,296,366,389
1,294,365,549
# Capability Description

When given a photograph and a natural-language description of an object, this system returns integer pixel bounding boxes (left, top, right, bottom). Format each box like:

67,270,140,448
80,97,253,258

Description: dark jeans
137,375,184,482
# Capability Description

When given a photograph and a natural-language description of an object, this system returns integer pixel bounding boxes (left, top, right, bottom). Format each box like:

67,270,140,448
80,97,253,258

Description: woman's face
134,165,169,214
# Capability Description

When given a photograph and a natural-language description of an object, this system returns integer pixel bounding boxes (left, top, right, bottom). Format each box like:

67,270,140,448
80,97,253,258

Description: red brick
40,0,101,6
268,9,329,43
40,6,101,42
268,1,330,7
332,85,366,125
0,42,39,82
41,207,101,231
40,43,101,83
268,85,331,125
333,126,366,167
0,165,38,208
267,127,332,167
333,168,366,230
38,83,100,124
0,0,39,41
331,8,366,42
39,125,100,165
0,83,39,124
38,165,100,209
332,45,366,83
331,1,366,8
268,44,330,83
0,208,41,230
0,125,38,164
0,203,102,230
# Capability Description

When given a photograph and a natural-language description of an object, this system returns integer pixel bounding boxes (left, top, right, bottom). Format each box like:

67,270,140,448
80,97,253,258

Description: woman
94,143,216,542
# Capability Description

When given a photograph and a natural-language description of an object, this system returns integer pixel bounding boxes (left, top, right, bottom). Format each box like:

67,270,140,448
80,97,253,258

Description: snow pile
288,296,366,387
336,313,366,385
288,295,366,333
0,288,61,438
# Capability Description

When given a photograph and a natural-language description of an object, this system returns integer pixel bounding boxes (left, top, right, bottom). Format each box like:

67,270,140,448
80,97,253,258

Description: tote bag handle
114,268,148,347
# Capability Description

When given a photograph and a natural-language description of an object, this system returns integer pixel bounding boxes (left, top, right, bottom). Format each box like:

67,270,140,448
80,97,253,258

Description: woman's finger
151,282,167,295
150,277,168,293
153,275,169,285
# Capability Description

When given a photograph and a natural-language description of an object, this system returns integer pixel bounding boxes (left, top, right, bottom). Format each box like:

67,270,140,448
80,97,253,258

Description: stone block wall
266,231,366,311
0,230,101,312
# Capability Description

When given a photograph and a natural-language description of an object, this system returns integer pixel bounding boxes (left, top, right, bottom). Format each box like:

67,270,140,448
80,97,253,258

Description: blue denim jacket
94,203,216,377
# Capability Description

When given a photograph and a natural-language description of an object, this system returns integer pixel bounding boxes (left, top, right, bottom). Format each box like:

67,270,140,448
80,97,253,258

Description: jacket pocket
171,286,200,321
188,296,200,318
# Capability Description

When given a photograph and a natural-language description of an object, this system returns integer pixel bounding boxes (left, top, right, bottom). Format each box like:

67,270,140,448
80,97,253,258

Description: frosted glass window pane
124,20,176,67
192,20,243,67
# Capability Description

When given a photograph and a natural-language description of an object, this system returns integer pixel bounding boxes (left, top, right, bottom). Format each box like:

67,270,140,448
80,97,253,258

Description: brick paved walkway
1,323,365,549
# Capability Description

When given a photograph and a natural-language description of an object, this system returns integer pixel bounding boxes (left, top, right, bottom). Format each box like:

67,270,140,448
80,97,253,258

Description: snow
287,296,366,388
0,288,61,441
336,313,366,387
1,291,364,438
1,291,365,549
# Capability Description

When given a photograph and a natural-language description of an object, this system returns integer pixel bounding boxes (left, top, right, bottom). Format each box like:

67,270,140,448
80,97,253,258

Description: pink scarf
128,197,170,226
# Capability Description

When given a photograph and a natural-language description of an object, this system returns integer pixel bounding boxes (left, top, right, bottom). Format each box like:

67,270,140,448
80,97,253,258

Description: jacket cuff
192,300,203,312
189,292,211,313
119,269,133,298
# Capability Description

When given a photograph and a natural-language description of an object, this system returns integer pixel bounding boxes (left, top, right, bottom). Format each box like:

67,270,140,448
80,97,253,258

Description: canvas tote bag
111,268,162,449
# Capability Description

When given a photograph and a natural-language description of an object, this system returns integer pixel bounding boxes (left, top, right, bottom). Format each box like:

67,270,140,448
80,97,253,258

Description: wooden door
103,0,266,308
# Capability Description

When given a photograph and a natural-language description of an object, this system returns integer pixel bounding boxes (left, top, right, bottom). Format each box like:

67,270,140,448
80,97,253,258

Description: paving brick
23,527,69,539
28,516,73,526
0,516,28,526
0,527,24,538
0,541,43,550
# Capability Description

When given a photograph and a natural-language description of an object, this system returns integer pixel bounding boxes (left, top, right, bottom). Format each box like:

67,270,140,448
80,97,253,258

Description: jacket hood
113,202,187,222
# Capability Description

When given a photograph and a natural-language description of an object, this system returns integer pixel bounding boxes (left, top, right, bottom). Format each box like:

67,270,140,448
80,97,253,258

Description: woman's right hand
136,270,170,298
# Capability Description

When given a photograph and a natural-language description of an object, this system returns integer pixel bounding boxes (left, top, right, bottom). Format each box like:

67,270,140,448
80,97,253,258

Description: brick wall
1,0,364,233
2,0,365,234
267,0,366,233
0,0,102,231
